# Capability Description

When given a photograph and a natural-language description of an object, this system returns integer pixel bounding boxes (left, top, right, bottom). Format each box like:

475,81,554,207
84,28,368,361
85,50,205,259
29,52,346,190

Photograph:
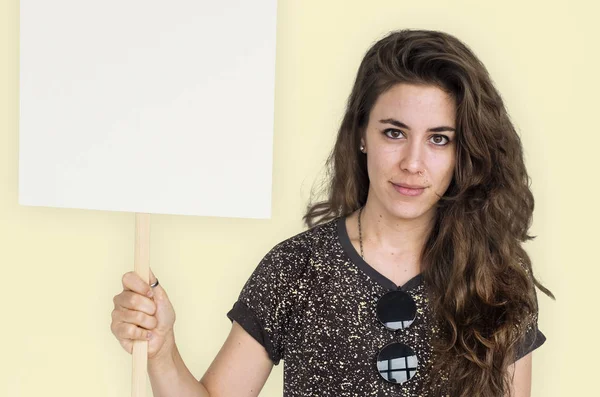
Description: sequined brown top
226,217,545,396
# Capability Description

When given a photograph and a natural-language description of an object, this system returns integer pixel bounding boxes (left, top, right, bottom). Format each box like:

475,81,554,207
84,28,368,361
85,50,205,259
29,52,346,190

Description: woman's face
361,83,457,223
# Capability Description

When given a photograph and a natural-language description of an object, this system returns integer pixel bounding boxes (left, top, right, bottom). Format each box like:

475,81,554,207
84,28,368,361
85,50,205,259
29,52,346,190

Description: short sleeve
514,315,546,361
226,239,307,365
514,266,547,361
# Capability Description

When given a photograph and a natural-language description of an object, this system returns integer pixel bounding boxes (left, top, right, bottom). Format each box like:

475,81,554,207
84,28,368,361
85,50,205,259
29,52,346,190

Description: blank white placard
19,0,277,219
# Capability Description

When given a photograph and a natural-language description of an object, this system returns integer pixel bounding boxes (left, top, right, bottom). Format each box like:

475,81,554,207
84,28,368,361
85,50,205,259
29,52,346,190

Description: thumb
148,268,168,300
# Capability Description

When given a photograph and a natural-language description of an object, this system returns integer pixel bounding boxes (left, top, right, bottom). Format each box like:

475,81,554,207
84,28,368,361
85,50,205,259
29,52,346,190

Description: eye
383,128,404,139
384,129,451,146
430,135,451,146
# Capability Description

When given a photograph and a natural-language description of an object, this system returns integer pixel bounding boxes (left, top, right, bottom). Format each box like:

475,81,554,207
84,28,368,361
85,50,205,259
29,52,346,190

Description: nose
399,139,425,175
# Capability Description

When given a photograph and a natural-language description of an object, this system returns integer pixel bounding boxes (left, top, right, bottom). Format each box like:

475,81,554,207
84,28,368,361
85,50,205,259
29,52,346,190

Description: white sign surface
19,0,277,219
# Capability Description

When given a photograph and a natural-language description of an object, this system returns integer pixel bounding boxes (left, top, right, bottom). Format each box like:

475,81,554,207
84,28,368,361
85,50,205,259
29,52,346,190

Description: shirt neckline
335,216,424,292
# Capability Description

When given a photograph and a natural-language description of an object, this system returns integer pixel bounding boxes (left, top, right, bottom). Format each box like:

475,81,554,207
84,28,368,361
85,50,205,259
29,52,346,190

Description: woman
111,29,553,397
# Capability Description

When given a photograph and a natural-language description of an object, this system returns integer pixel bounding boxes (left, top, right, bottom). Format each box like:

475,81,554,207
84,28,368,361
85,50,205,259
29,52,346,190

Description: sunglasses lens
376,342,419,384
376,290,417,330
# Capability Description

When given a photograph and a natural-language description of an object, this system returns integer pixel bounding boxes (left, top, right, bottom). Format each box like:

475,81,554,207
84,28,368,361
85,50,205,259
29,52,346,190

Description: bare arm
200,321,274,397
112,271,273,397
148,321,273,397
148,330,209,397
505,352,533,397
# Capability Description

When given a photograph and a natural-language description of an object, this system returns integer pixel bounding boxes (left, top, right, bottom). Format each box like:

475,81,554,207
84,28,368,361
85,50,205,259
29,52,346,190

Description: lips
391,182,426,197
392,182,426,189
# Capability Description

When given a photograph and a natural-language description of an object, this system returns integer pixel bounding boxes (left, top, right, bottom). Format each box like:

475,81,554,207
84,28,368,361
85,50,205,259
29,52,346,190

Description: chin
392,210,428,221
387,203,431,221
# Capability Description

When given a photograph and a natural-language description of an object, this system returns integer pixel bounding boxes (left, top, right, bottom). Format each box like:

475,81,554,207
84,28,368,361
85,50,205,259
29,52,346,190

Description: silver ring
150,278,159,288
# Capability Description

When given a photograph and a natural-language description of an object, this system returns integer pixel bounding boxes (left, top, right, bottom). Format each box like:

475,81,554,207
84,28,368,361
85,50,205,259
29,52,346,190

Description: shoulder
268,217,340,260
237,217,340,309
250,217,341,286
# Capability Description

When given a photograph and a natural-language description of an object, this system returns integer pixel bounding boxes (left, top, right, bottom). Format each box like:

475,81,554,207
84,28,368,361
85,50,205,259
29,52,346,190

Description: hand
111,268,177,360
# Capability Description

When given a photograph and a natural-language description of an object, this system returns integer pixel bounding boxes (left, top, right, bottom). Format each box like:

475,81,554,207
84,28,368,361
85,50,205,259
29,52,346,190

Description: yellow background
1,0,597,395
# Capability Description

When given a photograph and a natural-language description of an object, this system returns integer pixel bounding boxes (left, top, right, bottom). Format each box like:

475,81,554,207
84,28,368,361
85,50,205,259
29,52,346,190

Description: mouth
393,182,426,189
391,182,426,197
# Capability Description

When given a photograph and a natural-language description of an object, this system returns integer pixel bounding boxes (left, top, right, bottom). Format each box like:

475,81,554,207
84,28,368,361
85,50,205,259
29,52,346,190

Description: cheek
431,155,455,189
367,152,396,179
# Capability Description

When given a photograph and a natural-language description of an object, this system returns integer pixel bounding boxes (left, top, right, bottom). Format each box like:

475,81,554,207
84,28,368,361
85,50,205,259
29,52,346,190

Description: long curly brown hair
303,29,554,397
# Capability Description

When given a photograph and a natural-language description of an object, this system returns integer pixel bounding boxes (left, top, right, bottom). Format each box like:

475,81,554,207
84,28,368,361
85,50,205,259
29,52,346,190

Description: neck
359,199,435,265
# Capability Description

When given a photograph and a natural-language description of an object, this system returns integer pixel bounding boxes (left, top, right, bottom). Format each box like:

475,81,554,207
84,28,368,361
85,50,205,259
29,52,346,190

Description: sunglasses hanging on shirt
375,289,419,384
358,206,420,385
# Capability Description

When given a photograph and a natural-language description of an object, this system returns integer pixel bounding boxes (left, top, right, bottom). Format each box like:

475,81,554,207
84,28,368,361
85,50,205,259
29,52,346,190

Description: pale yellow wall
1,0,596,395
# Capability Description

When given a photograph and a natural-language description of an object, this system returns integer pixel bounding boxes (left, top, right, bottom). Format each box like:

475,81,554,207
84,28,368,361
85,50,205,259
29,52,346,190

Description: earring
360,144,365,153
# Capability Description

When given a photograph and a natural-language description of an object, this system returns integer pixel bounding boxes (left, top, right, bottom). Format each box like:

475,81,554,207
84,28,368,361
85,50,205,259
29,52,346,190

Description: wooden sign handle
132,213,151,397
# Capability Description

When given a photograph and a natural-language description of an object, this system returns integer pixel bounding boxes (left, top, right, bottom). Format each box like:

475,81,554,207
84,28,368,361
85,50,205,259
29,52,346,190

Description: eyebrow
379,118,456,133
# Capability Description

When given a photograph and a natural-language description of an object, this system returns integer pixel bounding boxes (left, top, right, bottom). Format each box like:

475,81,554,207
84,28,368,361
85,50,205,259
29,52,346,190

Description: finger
120,339,133,355
122,271,154,298
113,307,158,330
114,322,152,341
148,268,169,302
114,291,156,315
149,268,158,288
